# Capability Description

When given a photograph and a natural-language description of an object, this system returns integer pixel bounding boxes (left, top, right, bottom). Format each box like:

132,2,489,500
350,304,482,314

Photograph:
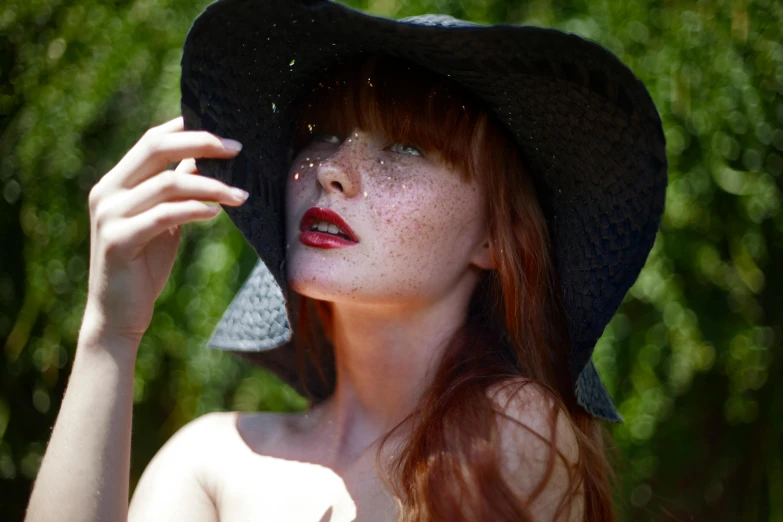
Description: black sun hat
179,0,668,423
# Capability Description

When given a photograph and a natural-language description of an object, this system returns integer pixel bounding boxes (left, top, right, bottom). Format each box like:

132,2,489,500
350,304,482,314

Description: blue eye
389,143,422,156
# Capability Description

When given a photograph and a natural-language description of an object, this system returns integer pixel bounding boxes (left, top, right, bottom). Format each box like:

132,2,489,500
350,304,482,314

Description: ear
470,235,495,270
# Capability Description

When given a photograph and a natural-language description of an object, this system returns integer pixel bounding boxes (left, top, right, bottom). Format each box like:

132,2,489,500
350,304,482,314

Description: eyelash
313,133,422,157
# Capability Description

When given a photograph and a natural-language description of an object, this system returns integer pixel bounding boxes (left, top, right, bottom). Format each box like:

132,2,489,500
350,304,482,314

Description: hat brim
182,0,664,424
207,258,623,422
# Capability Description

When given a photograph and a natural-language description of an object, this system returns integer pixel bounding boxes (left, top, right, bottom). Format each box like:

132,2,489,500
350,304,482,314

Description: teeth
310,220,349,238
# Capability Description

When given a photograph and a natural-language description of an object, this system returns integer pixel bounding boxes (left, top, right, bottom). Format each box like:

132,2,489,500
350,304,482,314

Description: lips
299,207,359,248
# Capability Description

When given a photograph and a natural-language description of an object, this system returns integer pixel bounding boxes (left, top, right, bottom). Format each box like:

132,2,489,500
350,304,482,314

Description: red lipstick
299,207,359,249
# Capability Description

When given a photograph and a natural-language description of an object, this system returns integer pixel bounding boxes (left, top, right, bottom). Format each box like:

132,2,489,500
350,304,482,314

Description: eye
388,142,422,157
312,131,341,145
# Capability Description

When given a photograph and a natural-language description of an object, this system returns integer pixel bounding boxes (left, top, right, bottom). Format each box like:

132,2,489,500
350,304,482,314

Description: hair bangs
292,54,488,182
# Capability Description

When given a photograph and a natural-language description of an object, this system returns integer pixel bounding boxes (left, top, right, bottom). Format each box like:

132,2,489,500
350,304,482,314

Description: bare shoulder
486,378,584,522
487,378,580,461
128,411,281,522
128,412,236,522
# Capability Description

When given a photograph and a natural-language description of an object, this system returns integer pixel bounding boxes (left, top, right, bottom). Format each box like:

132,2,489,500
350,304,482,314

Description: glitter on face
284,126,488,306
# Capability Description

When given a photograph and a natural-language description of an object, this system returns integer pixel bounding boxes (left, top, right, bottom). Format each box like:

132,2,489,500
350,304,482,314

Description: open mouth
306,220,353,240
299,207,360,243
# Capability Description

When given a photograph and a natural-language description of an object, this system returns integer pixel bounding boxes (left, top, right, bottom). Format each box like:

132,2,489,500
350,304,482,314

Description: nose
315,135,363,199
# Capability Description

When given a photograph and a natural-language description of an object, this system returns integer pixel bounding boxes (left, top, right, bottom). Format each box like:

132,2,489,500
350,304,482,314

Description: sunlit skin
124,123,584,522
283,127,494,464
28,79,586,519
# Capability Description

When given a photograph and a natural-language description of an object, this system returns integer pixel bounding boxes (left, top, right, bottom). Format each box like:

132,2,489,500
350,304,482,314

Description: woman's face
285,127,490,306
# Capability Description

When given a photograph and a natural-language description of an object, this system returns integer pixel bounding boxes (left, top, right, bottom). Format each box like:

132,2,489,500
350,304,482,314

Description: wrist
78,305,143,363
75,328,140,372
82,300,146,339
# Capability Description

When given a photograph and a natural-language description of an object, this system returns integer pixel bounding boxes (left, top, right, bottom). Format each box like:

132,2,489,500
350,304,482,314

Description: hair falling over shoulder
291,54,620,522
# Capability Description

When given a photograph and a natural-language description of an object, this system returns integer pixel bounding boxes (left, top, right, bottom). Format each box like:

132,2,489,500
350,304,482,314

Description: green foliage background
1,0,781,520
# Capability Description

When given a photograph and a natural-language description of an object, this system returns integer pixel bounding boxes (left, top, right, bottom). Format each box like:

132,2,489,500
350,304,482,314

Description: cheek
285,174,305,209
285,162,317,212
370,175,481,255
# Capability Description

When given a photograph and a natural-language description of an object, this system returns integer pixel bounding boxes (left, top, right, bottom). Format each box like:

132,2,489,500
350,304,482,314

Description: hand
83,116,248,344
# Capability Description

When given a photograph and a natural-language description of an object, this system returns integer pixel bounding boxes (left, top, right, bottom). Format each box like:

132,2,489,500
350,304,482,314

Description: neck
311,271,480,465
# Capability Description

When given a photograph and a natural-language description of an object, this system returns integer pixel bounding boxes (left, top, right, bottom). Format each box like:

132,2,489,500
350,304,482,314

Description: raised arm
24,116,247,522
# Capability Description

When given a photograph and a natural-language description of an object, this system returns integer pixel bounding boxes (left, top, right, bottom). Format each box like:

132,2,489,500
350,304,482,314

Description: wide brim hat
179,0,668,423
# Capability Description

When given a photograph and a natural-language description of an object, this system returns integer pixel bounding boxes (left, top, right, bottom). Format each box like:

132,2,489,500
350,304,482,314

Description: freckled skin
285,128,488,306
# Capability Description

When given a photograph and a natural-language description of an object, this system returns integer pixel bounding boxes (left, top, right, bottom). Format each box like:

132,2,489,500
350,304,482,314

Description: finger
110,200,223,256
150,118,186,172
155,116,185,134
174,157,198,174
107,130,242,190
123,131,242,188
91,118,185,196
109,170,248,218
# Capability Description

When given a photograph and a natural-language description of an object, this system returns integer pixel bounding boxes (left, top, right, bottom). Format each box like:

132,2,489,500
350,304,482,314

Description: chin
286,257,357,302
287,276,339,301
287,267,403,306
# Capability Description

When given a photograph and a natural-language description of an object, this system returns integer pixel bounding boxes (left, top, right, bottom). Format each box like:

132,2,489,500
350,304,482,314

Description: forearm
25,325,139,522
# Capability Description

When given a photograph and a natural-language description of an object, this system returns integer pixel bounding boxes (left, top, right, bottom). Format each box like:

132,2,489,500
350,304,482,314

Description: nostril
331,181,344,192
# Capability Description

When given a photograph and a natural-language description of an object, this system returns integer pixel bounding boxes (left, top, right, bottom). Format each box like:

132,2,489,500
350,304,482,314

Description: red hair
290,54,618,521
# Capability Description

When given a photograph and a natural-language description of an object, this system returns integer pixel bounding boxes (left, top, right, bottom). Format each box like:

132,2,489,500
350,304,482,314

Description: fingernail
221,138,243,151
230,187,249,201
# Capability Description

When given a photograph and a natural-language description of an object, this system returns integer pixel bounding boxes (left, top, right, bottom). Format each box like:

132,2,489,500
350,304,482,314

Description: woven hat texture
179,0,668,423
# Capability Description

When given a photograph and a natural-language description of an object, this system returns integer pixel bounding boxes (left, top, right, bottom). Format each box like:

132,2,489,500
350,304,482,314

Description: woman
25,1,667,522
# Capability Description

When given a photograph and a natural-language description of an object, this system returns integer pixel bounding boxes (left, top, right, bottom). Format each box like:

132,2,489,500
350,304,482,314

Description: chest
212,452,399,522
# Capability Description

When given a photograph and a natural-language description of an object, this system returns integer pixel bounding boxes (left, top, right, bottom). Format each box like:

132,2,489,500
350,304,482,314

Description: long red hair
289,54,618,522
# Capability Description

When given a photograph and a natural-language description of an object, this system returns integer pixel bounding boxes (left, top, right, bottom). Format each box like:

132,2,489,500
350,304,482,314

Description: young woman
25,2,667,522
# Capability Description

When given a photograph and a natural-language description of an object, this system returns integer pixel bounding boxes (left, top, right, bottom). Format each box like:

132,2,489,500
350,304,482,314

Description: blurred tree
0,0,781,521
